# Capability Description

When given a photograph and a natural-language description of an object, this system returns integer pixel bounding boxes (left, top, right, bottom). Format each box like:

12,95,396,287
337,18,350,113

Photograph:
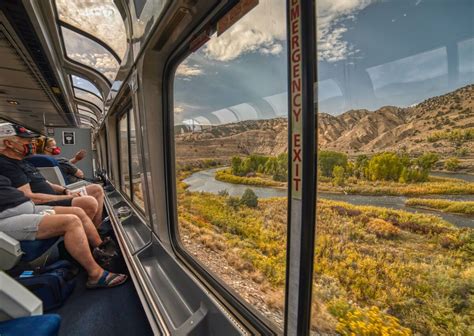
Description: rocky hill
175,85,473,166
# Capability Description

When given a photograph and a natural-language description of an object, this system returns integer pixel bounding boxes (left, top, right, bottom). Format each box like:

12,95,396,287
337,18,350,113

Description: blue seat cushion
25,155,59,168
20,238,59,262
0,314,61,336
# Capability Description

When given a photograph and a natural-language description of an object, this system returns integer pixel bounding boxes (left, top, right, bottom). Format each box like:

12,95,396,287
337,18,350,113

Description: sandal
86,270,128,289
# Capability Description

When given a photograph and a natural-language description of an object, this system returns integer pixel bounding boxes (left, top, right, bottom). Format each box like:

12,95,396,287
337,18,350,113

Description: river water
183,168,474,228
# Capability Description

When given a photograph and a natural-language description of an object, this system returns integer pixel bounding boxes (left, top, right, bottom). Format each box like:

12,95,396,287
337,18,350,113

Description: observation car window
61,26,119,82
74,87,103,113
55,0,127,60
173,0,287,331
119,113,131,197
131,0,167,54
311,0,473,335
129,109,145,211
71,75,102,98
77,108,98,122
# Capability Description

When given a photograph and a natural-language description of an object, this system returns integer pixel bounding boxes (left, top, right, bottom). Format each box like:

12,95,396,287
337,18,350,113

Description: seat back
20,238,59,263
37,167,66,186
25,155,67,186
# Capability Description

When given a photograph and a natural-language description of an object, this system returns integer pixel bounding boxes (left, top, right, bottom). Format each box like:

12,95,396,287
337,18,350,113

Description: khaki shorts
0,201,53,241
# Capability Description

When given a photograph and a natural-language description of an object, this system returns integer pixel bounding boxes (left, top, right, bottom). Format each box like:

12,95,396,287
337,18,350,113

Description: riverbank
211,167,474,196
177,189,473,335
406,198,474,215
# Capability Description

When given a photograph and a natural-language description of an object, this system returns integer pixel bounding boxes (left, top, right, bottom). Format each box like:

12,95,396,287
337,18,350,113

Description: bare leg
72,196,98,223
85,184,104,227
36,214,103,281
53,206,102,248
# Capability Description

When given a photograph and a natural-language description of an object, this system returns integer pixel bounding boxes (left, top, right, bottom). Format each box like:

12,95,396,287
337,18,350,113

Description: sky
174,0,473,127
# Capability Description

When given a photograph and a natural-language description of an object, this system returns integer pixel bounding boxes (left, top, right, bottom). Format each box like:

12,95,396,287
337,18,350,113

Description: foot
86,270,127,289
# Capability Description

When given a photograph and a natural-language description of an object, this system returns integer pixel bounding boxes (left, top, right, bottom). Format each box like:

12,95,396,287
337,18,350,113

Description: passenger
36,136,87,184
0,123,104,227
0,175,127,288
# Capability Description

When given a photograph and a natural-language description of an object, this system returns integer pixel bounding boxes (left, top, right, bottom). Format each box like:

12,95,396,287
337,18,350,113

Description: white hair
0,135,17,151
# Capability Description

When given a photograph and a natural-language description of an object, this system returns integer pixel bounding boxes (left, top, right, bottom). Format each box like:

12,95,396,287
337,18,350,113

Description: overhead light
7,100,19,105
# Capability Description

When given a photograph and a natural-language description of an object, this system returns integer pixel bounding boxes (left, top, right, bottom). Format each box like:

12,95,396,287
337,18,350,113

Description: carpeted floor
51,271,153,336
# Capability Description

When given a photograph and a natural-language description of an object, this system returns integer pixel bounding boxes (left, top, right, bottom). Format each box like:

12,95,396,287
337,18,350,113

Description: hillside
175,85,474,169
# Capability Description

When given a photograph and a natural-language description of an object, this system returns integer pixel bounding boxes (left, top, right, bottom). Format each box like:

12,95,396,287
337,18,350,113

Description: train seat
25,155,67,186
0,315,61,336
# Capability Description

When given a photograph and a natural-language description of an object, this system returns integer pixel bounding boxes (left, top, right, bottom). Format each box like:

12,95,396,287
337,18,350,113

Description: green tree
355,154,369,179
318,151,348,177
231,156,243,176
367,152,403,181
417,152,439,170
332,165,345,186
241,188,258,208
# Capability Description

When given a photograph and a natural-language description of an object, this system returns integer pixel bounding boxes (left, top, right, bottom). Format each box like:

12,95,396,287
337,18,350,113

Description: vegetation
427,128,474,145
231,154,288,181
445,157,461,171
177,188,473,335
319,151,348,177
406,198,474,215
240,188,258,208
215,169,283,187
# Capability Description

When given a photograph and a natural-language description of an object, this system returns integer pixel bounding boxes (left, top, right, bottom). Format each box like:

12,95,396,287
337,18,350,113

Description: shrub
241,188,258,208
445,157,460,171
366,218,401,239
332,165,345,186
336,306,411,336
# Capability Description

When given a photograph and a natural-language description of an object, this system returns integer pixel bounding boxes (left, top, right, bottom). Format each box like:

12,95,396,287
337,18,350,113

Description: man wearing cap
0,123,103,227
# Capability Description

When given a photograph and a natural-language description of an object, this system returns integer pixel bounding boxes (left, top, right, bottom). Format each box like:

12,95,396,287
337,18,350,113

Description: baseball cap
0,123,40,138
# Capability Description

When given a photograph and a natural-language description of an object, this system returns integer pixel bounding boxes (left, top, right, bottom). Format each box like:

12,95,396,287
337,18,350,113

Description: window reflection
62,27,119,82
129,110,145,211
56,0,127,60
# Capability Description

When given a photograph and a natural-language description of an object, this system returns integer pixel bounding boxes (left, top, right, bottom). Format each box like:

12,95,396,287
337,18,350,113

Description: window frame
162,3,289,335
116,103,146,215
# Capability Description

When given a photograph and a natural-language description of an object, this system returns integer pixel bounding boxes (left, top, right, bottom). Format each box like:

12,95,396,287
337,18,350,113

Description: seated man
0,123,104,227
36,136,87,184
0,175,127,288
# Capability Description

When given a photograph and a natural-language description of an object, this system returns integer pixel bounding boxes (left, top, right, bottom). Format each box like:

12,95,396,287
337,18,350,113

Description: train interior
0,0,472,335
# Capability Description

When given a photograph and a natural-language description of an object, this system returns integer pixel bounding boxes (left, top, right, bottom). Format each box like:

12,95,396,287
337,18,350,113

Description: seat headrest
24,155,59,168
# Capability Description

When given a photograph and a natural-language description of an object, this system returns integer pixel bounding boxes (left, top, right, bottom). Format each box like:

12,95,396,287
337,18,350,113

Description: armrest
0,272,42,322
0,233,23,271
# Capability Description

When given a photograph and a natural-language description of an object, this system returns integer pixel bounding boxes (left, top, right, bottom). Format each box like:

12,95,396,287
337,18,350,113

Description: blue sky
174,0,473,127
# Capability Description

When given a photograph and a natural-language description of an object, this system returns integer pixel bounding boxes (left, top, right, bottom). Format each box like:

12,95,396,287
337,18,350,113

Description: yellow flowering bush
336,306,411,336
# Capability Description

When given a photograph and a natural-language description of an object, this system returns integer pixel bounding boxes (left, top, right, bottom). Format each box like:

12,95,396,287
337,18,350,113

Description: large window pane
119,113,130,197
174,0,287,331
71,75,102,97
129,109,145,211
312,0,473,335
62,27,119,82
74,88,103,113
132,0,166,54
56,0,127,60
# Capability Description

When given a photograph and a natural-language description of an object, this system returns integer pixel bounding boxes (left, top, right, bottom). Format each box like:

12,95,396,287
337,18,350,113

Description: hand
74,149,86,161
70,192,81,198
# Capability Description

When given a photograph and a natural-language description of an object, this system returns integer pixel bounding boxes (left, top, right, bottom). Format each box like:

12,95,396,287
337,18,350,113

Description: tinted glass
74,87,103,112
312,0,473,335
71,75,102,97
129,109,145,211
132,0,166,56
174,0,288,331
56,0,127,60
119,113,131,197
62,27,119,82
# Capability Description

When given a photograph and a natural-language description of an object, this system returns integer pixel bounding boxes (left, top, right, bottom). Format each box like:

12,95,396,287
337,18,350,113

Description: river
183,168,474,228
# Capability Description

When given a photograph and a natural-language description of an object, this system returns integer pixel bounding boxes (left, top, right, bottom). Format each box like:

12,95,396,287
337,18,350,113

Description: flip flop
86,270,128,289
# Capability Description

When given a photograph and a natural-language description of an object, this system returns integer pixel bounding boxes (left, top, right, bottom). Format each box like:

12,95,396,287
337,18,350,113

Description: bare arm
70,149,86,164
47,181,66,194
75,168,85,179
18,183,74,204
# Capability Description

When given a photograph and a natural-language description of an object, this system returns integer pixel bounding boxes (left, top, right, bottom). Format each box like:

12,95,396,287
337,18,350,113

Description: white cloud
204,0,286,61
317,0,376,62
203,0,376,63
176,62,204,78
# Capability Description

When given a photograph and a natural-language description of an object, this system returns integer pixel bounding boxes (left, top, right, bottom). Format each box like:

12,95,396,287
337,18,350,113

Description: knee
63,214,82,231
70,206,87,218
88,185,104,198
78,196,98,213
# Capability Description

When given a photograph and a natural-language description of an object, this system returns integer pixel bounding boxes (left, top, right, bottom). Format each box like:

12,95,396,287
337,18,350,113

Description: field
177,184,474,335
